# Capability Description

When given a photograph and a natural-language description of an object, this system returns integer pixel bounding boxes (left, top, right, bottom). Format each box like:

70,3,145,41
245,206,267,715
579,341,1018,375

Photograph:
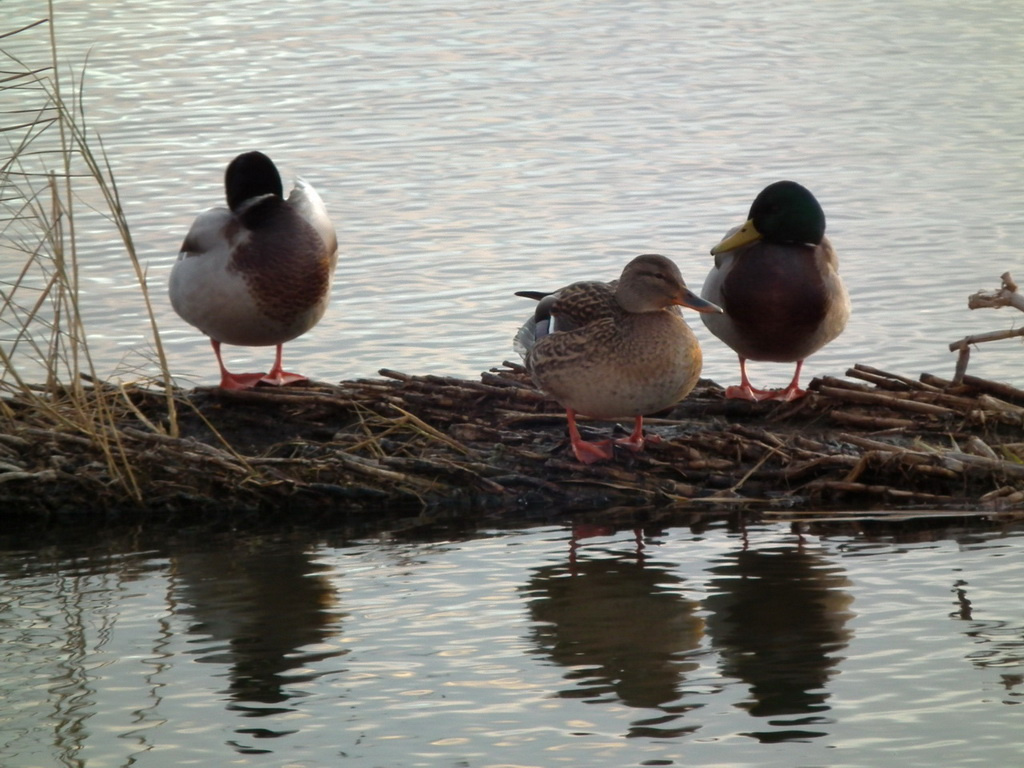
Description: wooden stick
948,273,1024,382
816,385,957,416
962,376,1024,403
949,327,1024,352
828,410,917,430
0,469,59,485
967,271,1024,311
846,364,943,392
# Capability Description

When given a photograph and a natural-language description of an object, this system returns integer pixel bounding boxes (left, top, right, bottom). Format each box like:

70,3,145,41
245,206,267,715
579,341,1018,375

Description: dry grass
1,7,177,503
5,360,1024,525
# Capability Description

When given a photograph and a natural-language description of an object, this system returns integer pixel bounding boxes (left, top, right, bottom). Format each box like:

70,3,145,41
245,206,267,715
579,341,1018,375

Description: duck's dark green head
711,180,826,254
225,151,284,212
749,180,825,244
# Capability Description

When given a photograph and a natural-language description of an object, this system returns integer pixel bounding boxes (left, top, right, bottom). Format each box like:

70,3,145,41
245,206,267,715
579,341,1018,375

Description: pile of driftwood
2,359,1024,527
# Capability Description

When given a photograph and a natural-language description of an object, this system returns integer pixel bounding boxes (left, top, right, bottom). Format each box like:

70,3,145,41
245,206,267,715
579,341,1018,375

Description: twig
949,272,1024,382
967,271,1024,311
0,469,58,484
845,364,942,392
816,384,957,416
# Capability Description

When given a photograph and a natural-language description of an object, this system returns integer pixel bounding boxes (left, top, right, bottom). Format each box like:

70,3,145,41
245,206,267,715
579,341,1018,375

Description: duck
514,253,722,464
170,151,338,390
700,180,850,401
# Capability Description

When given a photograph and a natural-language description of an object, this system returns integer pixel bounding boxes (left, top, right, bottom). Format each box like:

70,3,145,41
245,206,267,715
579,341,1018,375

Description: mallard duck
700,180,849,401
170,151,338,390
514,253,722,464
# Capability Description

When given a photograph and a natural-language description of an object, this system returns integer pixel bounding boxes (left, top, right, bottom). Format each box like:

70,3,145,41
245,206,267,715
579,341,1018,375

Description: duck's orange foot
613,432,661,453
610,416,658,453
258,344,310,387
218,371,268,390
614,436,643,452
724,384,806,402
771,384,808,402
724,384,767,401
259,370,309,387
571,438,614,464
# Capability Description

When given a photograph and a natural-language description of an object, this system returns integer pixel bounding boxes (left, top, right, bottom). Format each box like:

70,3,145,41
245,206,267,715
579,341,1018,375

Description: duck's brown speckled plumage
515,254,721,462
230,200,334,327
527,280,703,419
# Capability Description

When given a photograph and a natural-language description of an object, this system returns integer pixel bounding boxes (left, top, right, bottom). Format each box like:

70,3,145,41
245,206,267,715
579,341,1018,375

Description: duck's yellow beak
711,218,763,255
676,288,723,314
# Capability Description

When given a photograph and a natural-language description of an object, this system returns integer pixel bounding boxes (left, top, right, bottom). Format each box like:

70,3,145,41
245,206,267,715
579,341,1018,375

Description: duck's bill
710,219,763,255
678,289,723,314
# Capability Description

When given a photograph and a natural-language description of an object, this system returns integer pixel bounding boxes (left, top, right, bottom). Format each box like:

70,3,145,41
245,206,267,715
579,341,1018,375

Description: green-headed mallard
515,253,722,463
170,151,338,390
700,181,849,401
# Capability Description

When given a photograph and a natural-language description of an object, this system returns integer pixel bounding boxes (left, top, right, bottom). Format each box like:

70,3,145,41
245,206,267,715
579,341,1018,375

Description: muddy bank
2,362,1024,531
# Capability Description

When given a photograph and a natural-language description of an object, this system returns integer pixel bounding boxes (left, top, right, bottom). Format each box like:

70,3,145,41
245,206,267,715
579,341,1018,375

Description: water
3,3,1024,765
2,521,1022,767
3,0,1024,390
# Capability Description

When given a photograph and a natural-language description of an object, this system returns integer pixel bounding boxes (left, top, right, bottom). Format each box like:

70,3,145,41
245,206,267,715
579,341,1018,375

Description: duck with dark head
700,180,850,401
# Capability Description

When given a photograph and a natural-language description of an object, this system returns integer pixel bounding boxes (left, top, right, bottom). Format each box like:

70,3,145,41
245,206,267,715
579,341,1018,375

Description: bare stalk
949,272,1024,383
1,9,180,503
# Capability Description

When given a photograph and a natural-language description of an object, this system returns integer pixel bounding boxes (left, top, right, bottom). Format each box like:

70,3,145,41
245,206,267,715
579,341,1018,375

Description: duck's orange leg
613,415,660,453
211,340,265,390
725,358,808,401
566,409,613,464
260,344,309,387
724,357,768,400
771,360,808,401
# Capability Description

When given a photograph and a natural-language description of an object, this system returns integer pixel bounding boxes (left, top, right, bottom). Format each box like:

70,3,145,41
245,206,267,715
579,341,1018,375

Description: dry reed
1,7,177,504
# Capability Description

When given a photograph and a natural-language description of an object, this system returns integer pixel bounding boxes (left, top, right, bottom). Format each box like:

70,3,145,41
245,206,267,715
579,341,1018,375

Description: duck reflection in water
522,526,704,731
951,578,1024,700
703,543,854,742
174,541,345,725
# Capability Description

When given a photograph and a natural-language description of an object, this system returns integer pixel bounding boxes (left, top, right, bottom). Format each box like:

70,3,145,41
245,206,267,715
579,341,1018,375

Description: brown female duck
515,254,721,463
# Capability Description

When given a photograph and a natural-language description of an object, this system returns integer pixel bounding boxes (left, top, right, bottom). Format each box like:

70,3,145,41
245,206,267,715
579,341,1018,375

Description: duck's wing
513,280,618,359
178,206,233,260
513,291,561,358
550,281,618,330
819,235,841,273
288,178,338,263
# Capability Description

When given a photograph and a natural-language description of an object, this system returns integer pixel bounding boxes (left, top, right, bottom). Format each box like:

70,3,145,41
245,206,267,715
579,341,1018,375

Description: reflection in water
0,548,167,768
3,525,1024,765
704,544,854,742
522,530,704,737
951,579,1024,703
172,542,345,735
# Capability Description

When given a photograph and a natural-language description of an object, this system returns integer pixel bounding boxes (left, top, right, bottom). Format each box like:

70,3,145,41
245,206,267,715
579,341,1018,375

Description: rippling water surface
2,522,1023,767
3,0,1024,388
3,3,1024,766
